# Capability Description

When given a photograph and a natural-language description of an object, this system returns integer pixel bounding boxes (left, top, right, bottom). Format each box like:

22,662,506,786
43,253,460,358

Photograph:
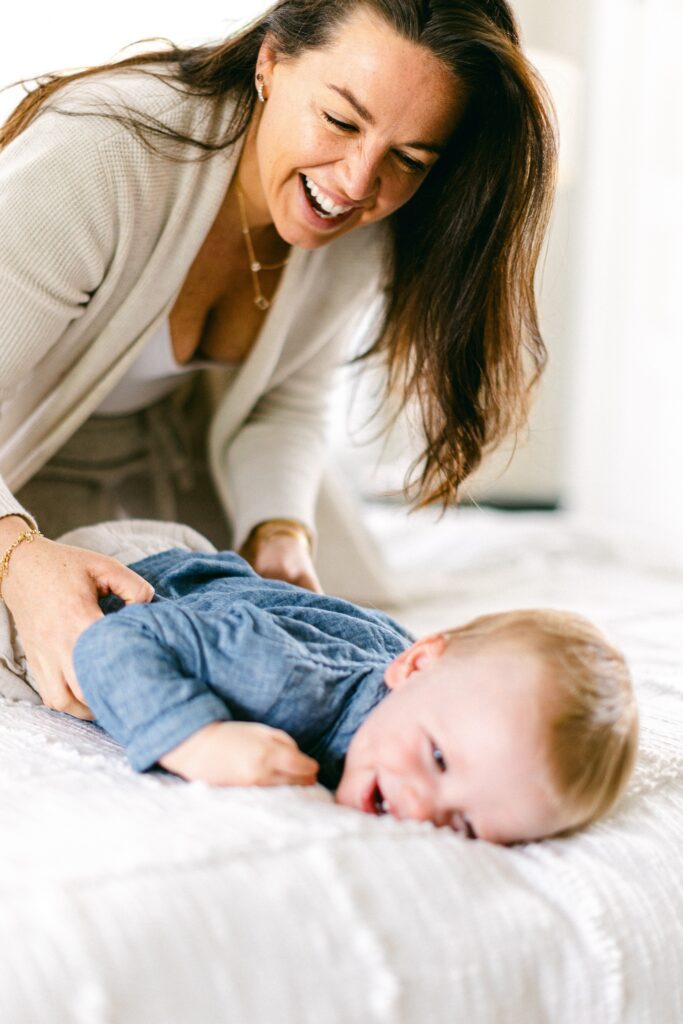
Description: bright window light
0,2,270,120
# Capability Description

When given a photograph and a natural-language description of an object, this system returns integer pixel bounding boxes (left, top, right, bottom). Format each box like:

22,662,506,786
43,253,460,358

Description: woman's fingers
250,534,324,593
91,560,155,604
1,538,154,718
28,647,95,719
50,690,95,721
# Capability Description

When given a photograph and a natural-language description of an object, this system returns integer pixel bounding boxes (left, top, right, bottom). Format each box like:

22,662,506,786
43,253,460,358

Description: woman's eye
396,152,427,174
431,744,447,773
322,111,356,133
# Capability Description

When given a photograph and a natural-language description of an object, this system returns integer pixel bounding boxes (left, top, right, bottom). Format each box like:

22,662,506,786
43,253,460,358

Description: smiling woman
241,11,463,250
0,1,556,719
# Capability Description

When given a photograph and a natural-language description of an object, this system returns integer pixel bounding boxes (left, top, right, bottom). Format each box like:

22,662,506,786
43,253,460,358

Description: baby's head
336,609,638,845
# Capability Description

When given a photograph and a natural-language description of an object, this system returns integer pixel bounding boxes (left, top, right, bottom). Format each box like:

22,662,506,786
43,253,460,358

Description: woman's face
249,7,463,248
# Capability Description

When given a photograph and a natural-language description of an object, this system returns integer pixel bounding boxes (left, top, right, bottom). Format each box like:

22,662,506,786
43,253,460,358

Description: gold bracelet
253,519,312,550
0,527,42,597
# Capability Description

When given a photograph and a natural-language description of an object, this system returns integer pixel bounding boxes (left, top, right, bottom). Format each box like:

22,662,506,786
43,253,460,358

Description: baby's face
336,635,569,844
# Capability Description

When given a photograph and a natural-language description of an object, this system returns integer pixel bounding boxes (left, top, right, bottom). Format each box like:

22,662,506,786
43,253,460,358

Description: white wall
568,0,683,558
513,0,589,63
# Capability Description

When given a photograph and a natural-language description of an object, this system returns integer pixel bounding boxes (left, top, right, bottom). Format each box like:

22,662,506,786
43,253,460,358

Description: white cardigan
0,69,384,548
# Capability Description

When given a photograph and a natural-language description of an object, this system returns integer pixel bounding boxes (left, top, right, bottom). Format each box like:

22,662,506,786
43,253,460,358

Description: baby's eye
450,814,478,840
431,743,447,773
463,817,477,840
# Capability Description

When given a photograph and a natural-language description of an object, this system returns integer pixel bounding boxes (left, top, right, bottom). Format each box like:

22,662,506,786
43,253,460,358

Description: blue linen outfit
73,550,415,789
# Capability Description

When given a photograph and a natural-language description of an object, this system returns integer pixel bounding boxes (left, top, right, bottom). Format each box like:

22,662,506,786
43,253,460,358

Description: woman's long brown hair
1,0,557,508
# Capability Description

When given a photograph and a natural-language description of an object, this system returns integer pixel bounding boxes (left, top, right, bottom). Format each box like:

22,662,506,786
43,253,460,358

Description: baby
71,548,638,846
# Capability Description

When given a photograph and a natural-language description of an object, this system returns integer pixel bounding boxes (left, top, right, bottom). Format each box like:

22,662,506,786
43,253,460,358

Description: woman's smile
302,174,357,217
297,173,359,231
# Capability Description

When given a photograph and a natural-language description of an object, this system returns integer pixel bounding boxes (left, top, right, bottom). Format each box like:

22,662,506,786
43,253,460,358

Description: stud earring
256,73,266,103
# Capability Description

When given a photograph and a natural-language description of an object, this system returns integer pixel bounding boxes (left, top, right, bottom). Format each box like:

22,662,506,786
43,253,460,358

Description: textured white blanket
1,513,682,1024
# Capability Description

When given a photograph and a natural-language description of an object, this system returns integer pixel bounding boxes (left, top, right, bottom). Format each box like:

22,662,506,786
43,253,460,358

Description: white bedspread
1,512,682,1024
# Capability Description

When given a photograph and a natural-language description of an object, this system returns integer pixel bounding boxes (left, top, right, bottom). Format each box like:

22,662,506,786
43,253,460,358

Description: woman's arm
0,109,115,398
0,108,155,714
215,287,381,591
213,343,336,592
221,349,336,550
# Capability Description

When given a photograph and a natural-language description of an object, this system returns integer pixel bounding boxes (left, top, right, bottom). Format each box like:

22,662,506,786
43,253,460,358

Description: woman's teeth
304,175,353,219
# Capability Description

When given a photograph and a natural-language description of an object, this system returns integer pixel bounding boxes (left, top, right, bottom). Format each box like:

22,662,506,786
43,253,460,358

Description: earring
256,73,266,104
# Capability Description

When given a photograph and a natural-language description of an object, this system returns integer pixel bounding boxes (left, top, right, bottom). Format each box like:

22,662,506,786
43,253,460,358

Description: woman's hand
159,720,320,787
0,520,155,720
241,519,323,593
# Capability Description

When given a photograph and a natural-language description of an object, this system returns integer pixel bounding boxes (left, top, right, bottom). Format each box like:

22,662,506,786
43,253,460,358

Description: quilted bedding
1,512,682,1024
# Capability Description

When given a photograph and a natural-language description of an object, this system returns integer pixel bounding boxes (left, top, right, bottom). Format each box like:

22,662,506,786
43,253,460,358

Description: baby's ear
385,634,447,689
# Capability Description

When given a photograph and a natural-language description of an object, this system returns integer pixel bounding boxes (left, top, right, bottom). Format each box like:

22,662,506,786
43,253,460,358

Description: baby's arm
72,605,317,786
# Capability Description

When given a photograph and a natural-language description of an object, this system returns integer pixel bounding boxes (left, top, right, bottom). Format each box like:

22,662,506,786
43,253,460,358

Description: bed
1,509,682,1024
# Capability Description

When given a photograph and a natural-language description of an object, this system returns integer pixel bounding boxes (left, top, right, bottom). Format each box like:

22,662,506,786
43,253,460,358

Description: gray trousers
16,379,232,548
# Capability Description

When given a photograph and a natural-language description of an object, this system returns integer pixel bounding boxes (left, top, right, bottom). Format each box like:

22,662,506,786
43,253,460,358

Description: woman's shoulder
46,63,196,113
40,64,233,148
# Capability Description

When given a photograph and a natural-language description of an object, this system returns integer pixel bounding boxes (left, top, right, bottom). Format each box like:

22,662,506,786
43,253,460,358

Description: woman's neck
233,115,272,229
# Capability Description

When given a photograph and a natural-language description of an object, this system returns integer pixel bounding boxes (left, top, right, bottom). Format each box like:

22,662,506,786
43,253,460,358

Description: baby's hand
158,721,319,787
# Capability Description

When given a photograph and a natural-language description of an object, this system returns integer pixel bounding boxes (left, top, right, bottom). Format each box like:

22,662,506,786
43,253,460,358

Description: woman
0,0,555,718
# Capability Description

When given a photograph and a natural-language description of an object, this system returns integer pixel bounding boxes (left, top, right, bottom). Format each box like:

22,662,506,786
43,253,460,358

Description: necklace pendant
254,295,270,311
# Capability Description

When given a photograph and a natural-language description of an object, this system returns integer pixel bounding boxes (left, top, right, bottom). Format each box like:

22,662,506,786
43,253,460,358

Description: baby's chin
334,761,357,808
334,724,371,806
335,754,375,814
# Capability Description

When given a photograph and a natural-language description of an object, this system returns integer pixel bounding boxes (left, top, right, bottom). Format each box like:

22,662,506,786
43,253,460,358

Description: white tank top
96,320,238,416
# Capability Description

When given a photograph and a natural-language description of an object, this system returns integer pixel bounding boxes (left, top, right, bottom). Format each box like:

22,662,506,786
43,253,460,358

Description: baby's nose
397,784,433,823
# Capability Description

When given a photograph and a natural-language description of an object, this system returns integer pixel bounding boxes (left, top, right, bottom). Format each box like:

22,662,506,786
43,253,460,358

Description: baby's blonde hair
443,609,638,833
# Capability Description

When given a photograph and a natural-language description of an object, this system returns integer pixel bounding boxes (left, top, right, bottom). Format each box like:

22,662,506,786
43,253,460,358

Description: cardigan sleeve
0,110,117,523
222,341,338,551
221,295,382,552
0,110,116,396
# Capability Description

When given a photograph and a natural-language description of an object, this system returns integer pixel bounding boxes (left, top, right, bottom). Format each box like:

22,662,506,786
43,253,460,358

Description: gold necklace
236,183,289,311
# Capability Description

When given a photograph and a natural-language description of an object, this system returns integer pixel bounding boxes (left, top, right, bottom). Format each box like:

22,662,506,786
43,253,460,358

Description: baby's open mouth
371,781,390,816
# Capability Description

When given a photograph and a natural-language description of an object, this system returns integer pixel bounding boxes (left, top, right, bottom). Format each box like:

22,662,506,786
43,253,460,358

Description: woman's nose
338,147,380,204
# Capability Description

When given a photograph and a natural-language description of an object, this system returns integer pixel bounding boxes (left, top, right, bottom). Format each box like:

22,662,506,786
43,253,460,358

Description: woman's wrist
241,518,313,558
0,521,43,598
0,514,35,546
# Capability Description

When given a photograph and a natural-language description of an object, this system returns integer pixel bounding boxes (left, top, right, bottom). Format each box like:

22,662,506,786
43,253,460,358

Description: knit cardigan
0,69,384,548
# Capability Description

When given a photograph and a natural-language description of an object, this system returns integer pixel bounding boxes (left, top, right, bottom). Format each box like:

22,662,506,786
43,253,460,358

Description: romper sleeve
72,594,296,772
73,603,233,772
